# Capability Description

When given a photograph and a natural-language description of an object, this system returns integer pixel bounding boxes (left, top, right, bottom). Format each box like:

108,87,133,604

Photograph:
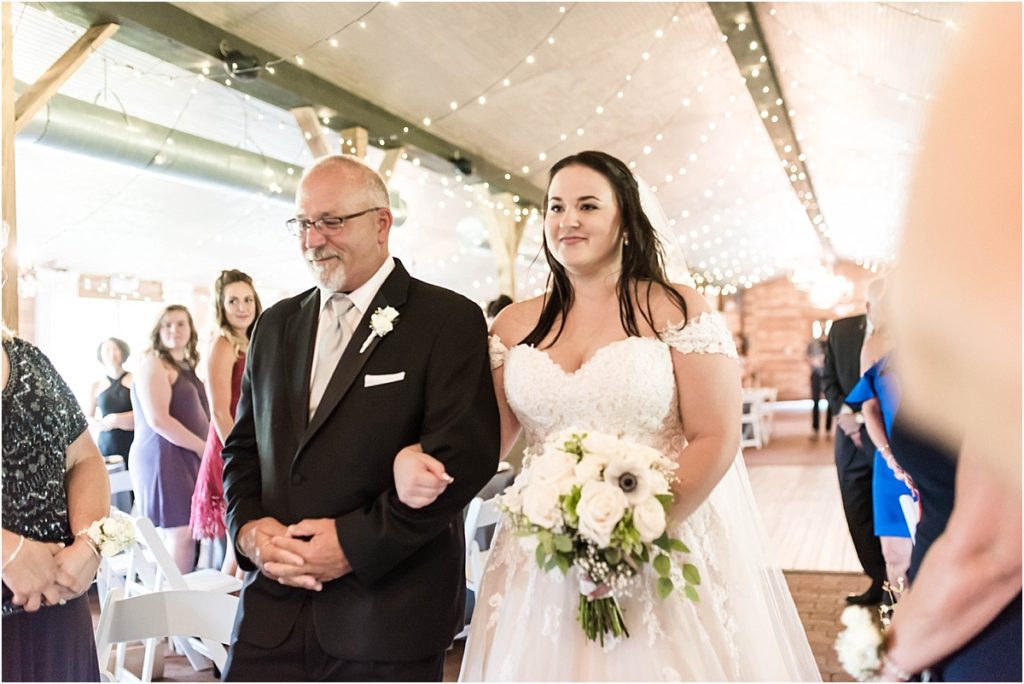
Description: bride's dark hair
521,150,689,349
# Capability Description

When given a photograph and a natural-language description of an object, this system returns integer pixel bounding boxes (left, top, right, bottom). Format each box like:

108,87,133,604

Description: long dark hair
521,150,688,348
147,304,200,370
212,269,262,357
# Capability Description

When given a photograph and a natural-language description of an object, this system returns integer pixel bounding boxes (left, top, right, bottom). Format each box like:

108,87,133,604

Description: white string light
518,3,684,169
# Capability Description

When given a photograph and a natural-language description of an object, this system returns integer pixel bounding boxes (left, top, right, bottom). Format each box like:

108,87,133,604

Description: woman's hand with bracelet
2,534,65,612
53,537,103,601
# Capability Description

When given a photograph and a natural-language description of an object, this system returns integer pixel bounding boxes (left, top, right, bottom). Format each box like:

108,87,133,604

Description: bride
394,150,819,681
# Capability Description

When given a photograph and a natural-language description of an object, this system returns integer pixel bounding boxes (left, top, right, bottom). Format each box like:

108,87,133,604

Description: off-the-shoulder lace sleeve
489,334,510,369
661,311,738,359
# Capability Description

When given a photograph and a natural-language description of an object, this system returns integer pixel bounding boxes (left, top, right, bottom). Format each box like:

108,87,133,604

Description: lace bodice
489,311,737,458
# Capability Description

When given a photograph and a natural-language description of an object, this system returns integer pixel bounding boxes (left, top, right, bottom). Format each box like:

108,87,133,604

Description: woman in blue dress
848,323,914,590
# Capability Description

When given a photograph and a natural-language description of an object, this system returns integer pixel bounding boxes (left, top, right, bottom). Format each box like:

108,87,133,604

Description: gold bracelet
2,535,25,570
75,529,101,559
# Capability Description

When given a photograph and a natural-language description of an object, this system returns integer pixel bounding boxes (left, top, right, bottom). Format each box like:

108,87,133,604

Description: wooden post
485,192,526,298
340,126,368,159
14,22,119,134
376,146,405,184
290,106,332,158
2,3,18,332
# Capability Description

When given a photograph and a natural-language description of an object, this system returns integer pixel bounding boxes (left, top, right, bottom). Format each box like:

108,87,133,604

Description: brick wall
724,261,879,400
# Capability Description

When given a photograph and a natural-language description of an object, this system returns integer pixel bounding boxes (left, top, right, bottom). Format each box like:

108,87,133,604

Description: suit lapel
284,289,320,439
297,260,412,455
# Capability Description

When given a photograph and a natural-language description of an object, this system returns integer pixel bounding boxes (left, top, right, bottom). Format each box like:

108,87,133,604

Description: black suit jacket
222,259,500,662
822,314,867,415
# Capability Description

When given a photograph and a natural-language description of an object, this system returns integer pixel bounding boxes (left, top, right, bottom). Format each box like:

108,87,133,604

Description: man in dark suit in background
221,155,500,681
823,314,887,605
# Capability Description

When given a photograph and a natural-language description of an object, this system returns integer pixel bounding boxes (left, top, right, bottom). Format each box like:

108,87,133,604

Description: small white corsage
78,514,135,558
359,306,399,353
835,605,884,680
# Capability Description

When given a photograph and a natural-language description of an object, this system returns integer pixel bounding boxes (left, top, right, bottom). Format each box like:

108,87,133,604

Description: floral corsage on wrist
359,306,399,353
835,581,914,681
77,514,134,559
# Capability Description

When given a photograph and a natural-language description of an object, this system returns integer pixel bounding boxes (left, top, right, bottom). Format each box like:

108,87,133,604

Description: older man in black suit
823,314,887,605
221,155,500,681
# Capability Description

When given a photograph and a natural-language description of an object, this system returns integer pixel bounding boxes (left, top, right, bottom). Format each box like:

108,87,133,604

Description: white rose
500,478,526,515
576,480,627,548
580,432,624,461
603,453,655,505
647,470,671,496
574,455,606,483
530,448,579,494
632,497,667,542
521,479,562,529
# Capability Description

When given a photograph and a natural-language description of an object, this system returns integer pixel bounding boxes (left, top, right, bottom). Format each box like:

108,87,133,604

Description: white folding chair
95,588,238,682
756,387,778,444
123,516,243,595
101,515,243,676
464,496,502,594
740,394,764,449
453,496,502,641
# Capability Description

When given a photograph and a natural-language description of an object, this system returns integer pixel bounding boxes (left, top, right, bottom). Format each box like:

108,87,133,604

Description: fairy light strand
523,3,683,169
428,4,577,127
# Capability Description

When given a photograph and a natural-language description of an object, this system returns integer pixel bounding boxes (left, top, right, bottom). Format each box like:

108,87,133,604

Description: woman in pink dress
190,270,262,576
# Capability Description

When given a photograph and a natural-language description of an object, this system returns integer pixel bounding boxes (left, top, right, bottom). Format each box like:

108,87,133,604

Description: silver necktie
309,294,355,418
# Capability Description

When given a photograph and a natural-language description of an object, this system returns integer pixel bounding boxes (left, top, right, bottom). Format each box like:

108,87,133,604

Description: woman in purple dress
130,305,209,574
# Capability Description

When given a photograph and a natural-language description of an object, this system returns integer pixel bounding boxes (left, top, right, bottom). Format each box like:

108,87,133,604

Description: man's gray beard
307,260,347,293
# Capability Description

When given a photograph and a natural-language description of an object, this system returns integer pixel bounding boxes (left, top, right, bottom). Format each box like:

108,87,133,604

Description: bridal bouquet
499,430,701,645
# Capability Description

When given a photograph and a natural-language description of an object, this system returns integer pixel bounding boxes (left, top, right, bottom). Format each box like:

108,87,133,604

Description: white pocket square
363,371,406,387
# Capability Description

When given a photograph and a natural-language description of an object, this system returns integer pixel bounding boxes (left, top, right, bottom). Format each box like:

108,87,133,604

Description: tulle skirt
459,455,820,682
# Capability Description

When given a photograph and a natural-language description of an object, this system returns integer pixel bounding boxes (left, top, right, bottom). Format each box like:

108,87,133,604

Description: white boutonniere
359,306,400,353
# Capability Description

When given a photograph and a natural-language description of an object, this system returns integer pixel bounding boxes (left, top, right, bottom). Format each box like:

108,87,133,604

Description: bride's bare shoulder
491,295,545,346
642,282,713,329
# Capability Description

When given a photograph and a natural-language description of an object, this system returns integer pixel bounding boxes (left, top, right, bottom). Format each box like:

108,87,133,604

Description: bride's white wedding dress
459,312,820,682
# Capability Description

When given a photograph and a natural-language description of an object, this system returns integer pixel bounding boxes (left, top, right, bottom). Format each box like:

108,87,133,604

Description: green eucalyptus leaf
684,584,700,602
656,576,674,600
682,563,701,585
653,554,671,577
669,539,690,554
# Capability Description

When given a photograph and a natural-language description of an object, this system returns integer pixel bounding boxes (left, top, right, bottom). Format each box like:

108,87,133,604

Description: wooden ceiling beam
2,3,18,332
290,106,333,158
36,2,544,206
340,127,369,159
14,22,119,134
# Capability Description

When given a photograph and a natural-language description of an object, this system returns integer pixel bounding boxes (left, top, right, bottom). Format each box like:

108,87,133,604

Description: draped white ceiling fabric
12,2,970,299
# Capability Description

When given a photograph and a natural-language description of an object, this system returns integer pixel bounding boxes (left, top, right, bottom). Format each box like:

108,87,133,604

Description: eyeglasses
284,207,385,237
